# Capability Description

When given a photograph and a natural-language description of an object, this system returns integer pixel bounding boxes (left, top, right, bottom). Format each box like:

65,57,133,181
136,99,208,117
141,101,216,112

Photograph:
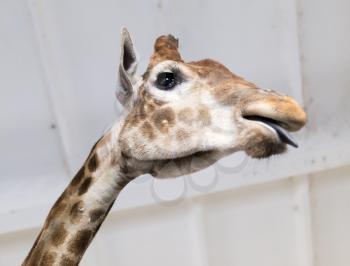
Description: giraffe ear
117,28,139,107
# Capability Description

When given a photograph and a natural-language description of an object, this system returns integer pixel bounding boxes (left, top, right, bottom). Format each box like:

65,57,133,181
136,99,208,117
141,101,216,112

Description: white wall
0,0,349,265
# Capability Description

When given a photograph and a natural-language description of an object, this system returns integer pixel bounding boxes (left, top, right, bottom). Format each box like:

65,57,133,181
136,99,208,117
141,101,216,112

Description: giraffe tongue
263,120,298,148
247,116,299,148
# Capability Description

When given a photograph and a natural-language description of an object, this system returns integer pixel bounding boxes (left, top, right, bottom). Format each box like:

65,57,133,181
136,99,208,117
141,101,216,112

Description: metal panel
0,0,68,214
310,166,350,266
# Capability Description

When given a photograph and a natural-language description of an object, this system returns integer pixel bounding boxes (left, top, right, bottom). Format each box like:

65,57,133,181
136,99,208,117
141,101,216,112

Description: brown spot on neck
68,229,93,256
51,223,68,247
87,153,99,172
89,208,106,223
78,177,92,195
70,167,85,187
60,255,77,266
39,252,56,266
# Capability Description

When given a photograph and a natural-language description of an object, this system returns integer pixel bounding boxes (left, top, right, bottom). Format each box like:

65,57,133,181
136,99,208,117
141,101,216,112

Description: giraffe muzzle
240,89,307,148
241,91,307,132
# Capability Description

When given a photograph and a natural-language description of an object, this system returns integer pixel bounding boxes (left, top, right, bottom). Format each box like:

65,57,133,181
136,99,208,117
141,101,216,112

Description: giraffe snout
242,93,307,132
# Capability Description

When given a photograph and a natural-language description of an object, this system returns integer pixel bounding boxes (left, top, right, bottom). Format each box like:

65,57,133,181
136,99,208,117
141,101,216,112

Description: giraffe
23,28,306,265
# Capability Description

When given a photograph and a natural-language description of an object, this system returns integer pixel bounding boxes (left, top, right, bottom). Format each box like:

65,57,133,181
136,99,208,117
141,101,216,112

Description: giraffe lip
244,115,299,148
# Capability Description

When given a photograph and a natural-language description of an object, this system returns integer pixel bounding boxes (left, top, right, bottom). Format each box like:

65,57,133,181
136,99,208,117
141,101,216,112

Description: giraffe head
117,29,306,178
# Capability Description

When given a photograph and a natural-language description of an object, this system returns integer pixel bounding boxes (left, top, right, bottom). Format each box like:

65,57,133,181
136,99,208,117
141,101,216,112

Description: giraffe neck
23,122,147,266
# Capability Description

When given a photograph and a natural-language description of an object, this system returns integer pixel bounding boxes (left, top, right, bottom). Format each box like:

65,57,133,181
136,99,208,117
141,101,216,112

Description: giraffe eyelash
169,65,186,83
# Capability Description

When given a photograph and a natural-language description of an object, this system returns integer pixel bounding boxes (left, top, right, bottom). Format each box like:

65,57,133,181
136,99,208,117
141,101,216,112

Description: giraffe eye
156,72,177,90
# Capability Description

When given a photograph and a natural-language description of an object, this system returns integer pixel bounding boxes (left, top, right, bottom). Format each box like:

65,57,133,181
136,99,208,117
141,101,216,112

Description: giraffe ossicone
23,28,306,265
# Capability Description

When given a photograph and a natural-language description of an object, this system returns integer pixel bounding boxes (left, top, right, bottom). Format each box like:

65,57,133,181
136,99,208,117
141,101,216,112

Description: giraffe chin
241,115,299,158
241,124,289,159
245,142,287,159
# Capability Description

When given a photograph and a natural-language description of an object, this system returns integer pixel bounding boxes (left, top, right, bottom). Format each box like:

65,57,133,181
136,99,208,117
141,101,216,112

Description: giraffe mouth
243,115,298,148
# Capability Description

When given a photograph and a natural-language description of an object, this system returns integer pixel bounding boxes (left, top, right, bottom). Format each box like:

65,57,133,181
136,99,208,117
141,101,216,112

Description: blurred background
0,0,349,265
